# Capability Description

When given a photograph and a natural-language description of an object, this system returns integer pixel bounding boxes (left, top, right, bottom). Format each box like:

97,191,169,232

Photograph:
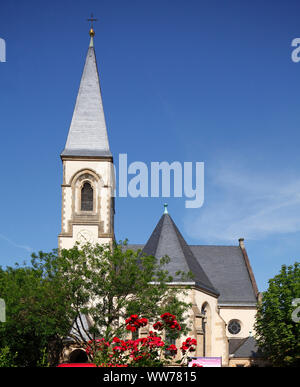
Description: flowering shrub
180,337,197,354
84,314,196,367
125,315,148,332
156,312,181,331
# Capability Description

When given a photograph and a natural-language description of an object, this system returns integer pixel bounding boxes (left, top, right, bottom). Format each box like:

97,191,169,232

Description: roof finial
87,13,98,38
163,203,168,214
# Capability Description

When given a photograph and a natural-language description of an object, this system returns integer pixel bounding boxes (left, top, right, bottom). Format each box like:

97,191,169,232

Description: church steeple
61,26,111,158
59,26,115,250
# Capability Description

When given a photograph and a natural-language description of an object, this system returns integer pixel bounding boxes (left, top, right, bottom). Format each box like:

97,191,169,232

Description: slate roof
126,215,258,305
141,213,219,296
229,337,263,358
190,245,257,305
229,338,248,355
61,36,111,158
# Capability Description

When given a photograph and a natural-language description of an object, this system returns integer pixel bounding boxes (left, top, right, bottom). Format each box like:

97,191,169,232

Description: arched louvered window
81,182,93,211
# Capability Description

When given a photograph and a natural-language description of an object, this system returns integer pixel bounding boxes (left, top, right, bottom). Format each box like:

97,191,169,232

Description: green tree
0,258,75,367
0,346,17,367
55,241,191,348
0,241,191,365
255,262,300,367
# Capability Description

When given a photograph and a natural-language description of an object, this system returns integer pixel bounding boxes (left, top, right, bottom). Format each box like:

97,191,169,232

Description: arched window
81,182,93,211
201,302,211,357
201,304,207,356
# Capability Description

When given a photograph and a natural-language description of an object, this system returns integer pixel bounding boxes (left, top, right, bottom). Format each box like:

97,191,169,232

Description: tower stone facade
58,33,114,250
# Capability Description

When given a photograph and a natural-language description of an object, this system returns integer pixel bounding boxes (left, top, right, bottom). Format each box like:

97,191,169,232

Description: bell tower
58,27,115,250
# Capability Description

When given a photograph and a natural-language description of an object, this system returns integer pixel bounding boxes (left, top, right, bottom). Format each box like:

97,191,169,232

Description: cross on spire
87,13,98,37
87,13,98,28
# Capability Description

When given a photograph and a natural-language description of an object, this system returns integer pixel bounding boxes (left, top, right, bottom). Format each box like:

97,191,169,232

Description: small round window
228,320,241,335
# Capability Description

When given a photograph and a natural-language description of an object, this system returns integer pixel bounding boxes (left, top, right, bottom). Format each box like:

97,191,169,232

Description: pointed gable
142,212,219,297
61,36,111,158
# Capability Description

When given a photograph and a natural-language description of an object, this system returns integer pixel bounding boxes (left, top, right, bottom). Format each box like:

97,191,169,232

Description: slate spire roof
229,336,263,358
142,211,219,297
61,33,111,158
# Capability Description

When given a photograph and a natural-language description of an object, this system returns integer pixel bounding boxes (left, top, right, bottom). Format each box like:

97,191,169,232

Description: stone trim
61,155,113,163
239,239,259,299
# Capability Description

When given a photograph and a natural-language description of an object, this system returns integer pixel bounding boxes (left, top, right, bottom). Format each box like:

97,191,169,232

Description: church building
58,26,263,367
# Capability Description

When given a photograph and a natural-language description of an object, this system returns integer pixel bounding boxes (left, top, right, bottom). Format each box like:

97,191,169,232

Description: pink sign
188,357,222,367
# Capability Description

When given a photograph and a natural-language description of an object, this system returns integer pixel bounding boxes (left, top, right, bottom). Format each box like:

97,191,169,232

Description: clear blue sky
1,0,300,292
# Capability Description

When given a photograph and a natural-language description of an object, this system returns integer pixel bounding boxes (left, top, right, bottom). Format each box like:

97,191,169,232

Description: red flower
112,346,123,352
126,315,148,331
139,318,148,327
180,337,197,354
153,321,163,330
126,325,137,332
158,313,181,331
166,344,178,355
